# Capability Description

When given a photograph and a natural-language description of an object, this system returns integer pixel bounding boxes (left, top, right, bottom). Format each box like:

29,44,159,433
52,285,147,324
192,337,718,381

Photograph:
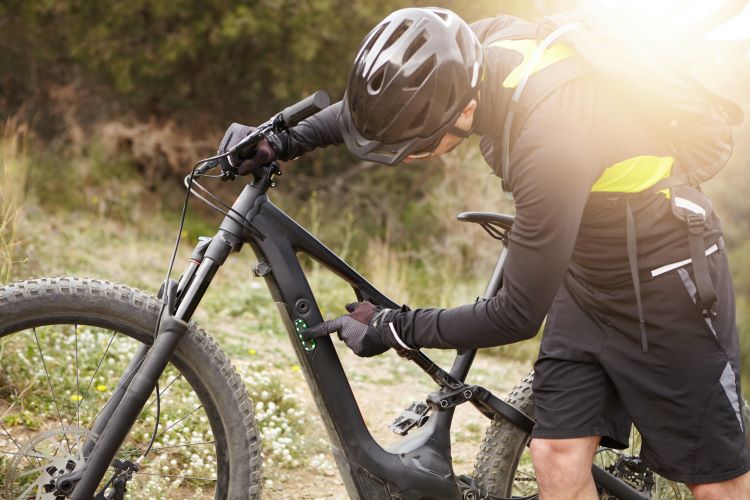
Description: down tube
245,200,462,500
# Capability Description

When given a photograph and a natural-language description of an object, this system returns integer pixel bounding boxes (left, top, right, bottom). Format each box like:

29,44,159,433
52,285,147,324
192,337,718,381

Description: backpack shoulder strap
483,22,542,45
499,22,590,195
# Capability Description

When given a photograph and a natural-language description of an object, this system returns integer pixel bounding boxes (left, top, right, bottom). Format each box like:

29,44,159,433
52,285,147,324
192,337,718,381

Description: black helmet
338,7,483,165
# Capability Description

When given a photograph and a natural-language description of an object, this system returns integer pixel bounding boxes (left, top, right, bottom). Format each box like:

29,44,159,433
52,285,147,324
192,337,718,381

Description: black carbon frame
71,164,648,500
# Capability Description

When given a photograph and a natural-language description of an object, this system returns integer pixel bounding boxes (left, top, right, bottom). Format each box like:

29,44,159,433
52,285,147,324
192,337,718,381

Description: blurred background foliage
1,0,749,383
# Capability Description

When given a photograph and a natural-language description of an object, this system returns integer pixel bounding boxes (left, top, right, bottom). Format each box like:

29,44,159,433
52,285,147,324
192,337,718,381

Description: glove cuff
267,132,291,161
376,308,414,353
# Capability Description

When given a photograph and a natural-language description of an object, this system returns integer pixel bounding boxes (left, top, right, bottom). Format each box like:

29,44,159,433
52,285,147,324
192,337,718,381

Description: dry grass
0,120,29,282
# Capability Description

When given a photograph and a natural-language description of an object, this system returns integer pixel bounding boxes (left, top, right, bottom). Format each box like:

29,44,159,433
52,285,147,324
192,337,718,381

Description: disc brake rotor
5,426,94,499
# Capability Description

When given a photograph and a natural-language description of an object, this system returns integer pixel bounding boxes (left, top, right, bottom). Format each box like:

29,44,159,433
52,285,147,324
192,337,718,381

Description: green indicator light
294,318,316,352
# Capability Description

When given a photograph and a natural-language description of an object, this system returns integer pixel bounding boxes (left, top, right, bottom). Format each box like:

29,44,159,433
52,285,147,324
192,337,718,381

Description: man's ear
455,97,478,131
462,98,478,119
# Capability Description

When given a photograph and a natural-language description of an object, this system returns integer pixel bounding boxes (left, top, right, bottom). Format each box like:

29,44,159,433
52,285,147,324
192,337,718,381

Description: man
219,7,749,499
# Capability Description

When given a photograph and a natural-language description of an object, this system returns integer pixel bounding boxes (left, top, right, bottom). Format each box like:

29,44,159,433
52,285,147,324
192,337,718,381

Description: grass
0,325,219,498
2,141,747,499
0,120,29,283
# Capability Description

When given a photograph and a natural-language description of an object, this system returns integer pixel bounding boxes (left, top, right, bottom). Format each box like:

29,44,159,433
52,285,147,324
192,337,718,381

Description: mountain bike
1,92,747,499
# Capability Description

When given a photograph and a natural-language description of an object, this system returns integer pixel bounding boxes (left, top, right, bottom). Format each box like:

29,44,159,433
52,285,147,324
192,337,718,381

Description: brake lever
220,167,238,182
216,91,330,182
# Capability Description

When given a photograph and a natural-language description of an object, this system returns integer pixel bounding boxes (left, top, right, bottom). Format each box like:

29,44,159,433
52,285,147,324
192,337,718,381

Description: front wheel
472,371,750,500
0,277,262,499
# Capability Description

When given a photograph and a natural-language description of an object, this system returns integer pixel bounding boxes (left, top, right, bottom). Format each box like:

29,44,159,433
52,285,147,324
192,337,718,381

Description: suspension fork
79,236,213,463
57,231,242,499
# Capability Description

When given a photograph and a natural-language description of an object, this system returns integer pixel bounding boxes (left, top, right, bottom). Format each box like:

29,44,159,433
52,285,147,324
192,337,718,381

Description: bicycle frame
67,164,648,500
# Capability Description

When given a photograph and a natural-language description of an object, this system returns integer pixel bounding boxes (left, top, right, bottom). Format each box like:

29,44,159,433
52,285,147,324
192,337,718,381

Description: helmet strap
447,125,472,138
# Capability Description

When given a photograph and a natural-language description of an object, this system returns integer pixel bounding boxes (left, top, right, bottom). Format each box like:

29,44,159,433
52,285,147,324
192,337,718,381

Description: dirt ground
18,211,535,499
256,336,533,499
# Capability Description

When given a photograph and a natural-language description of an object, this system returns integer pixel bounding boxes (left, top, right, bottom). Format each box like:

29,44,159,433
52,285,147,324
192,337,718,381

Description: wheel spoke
130,404,204,456
84,369,181,432
83,346,152,431
0,418,38,467
0,449,49,459
136,373,182,420
32,327,71,454
132,471,217,482
0,278,249,498
17,462,51,478
76,330,117,422
75,324,80,429
16,480,36,500
121,440,215,456
0,355,43,466
141,440,215,452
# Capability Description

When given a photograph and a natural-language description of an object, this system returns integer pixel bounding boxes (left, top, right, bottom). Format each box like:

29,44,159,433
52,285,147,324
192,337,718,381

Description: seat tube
483,246,508,299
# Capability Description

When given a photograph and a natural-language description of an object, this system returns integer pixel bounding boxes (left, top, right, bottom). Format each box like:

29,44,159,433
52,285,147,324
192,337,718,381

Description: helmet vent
383,19,412,51
432,10,449,23
403,32,427,63
404,54,436,90
368,67,386,94
363,22,388,55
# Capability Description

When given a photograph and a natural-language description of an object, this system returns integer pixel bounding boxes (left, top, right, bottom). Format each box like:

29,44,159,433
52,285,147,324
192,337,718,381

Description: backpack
489,9,744,351
490,8,743,196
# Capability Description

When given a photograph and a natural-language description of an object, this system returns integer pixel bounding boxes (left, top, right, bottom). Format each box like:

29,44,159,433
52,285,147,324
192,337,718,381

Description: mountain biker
218,7,750,500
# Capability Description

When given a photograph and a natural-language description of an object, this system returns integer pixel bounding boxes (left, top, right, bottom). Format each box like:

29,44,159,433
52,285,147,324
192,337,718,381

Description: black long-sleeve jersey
275,15,722,350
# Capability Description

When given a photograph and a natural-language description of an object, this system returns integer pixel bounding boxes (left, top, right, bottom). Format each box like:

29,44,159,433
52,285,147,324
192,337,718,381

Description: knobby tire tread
473,371,536,498
0,276,262,499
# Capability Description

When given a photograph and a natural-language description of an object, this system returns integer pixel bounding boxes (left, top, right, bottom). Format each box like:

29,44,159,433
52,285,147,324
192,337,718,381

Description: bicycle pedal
389,401,431,436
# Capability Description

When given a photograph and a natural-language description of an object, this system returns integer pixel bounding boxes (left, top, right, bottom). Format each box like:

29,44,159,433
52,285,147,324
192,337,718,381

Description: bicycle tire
473,370,750,499
0,277,262,499
473,371,536,497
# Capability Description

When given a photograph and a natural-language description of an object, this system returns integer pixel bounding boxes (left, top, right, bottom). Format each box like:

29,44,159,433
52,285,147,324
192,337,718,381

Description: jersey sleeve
275,100,344,161
391,98,603,349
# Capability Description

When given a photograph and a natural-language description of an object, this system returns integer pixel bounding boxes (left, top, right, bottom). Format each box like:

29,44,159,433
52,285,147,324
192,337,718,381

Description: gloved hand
218,123,277,176
302,301,406,357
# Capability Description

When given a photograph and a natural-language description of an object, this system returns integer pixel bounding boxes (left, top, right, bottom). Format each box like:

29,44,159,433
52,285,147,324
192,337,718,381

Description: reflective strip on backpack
590,155,674,195
489,39,577,88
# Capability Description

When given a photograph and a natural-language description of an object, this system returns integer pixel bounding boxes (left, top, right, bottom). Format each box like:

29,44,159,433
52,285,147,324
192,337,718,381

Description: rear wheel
0,277,262,499
473,371,750,499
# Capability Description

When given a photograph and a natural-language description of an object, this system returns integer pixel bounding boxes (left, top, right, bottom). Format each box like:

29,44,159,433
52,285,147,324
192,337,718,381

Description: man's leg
530,436,601,500
689,470,750,500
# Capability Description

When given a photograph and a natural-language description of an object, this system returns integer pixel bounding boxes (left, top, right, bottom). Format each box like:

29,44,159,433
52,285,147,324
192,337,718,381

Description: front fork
57,232,239,499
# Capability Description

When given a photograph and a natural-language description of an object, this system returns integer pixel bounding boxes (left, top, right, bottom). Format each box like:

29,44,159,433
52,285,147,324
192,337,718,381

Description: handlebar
194,90,331,178
279,90,330,128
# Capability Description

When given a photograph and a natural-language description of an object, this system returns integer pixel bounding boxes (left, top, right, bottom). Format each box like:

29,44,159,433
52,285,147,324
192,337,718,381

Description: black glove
302,301,408,357
218,123,277,176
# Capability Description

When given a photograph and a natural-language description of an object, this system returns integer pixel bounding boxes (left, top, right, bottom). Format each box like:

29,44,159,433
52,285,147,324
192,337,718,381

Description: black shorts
532,250,750,484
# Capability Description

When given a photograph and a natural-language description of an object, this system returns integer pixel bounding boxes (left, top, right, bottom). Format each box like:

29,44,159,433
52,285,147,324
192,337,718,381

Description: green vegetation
0,121,29,282
1,1,749,497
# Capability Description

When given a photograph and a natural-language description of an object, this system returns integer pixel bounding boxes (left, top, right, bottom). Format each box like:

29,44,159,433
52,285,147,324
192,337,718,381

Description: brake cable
138,152,229,463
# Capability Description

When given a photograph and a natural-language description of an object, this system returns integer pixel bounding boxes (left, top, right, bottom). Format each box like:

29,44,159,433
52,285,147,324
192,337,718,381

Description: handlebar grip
279,91,331,128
